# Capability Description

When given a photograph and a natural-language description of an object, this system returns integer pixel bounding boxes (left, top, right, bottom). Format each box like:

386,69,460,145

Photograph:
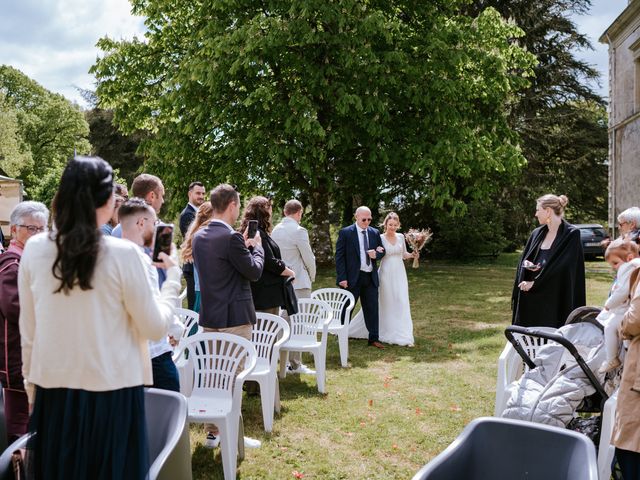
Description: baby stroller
495,306,619,479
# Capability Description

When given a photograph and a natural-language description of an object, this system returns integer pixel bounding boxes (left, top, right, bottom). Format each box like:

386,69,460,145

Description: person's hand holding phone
154,251,177,270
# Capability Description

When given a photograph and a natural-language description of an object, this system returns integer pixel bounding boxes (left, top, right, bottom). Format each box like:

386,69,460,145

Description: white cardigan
18,233,181,403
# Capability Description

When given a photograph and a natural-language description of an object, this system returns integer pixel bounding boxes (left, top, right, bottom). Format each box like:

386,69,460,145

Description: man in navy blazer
335,206,386,348
179,181,206,310
192,183,264,448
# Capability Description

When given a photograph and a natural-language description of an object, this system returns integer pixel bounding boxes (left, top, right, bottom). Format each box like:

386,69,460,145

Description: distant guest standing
512,194,585,328
180,181,206,309
0,201,48,443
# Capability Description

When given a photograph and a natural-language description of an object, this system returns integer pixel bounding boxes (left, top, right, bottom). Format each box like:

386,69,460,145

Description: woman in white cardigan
19,156,181,479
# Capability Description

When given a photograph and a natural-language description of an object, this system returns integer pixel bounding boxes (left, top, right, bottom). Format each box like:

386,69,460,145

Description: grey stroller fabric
502,322,606,428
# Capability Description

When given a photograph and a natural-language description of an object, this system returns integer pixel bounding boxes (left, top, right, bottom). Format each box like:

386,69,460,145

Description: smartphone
247,219,258,239
152,223,174,262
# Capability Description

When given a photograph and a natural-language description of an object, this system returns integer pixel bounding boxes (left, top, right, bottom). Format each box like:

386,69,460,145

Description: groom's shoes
368,340,385,349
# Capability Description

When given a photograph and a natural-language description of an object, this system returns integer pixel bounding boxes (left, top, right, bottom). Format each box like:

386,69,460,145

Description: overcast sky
0,0,631,107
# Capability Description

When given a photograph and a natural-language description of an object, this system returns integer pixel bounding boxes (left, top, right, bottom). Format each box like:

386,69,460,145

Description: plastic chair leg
279,351,289,379
219,417,238,480
258,378,274,433
338,330,349,367
274,377,281,414
314,350,326,394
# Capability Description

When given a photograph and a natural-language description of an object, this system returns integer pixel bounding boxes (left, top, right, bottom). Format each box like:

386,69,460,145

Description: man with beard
119,198,183,391
180,181,206,309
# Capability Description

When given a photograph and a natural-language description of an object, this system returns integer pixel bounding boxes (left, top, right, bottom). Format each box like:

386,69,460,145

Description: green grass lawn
189,254,613,479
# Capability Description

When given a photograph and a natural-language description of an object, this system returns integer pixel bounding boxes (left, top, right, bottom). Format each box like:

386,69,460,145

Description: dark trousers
151,351,180,392
347,271,379,342
183,266,196,310
3,387,29,443
616,448,640,480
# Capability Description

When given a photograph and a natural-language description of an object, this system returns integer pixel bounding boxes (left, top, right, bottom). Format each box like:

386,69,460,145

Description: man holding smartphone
192,183,264,449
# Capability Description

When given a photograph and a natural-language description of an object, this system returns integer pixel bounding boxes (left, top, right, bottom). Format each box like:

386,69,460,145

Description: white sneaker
204,432,220,448
243,436,261,449
287,363,316,375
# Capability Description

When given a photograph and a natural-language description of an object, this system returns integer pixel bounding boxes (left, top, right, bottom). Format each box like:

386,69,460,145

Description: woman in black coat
512,194,586,328
239,197,295,314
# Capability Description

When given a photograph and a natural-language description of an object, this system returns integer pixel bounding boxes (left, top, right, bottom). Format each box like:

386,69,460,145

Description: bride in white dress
349,212,416,346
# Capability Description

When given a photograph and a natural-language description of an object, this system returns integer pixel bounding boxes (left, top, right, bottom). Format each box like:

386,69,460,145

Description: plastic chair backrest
181,332,257,396
311,288,355,326
145,388,191,480
252,313,290,362
289,299,332,341
511,327,557,371
174,308,201,341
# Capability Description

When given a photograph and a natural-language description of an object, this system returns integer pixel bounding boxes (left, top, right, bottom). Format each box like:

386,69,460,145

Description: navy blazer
335,224,385,288
193,222,265,329
179,203,196,237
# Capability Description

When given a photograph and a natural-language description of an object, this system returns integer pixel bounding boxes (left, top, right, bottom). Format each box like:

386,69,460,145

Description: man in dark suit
179,181,206,309
335,206,386,348
192,183,264,448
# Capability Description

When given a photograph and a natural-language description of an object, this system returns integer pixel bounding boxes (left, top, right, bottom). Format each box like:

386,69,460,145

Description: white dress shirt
357,225,373,272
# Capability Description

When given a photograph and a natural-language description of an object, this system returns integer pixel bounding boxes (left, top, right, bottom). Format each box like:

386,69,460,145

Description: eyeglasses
619,221,630,227
361,218,372,222
17,225,47,234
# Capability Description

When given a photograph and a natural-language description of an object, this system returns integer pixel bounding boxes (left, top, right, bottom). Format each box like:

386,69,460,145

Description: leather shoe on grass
368,341,385,349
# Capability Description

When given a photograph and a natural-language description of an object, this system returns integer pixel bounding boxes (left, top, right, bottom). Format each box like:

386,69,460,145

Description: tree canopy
93,0,535,261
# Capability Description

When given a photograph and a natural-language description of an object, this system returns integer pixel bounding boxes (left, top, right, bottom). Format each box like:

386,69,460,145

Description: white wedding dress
348,233,415,346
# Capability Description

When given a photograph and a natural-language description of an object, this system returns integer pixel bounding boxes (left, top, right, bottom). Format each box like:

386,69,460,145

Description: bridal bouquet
405,228,433,268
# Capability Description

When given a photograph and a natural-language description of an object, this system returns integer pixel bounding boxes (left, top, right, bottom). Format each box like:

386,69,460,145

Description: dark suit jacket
193,221,265,329
335,224,385,288
251,229,287,310
179,204,196,237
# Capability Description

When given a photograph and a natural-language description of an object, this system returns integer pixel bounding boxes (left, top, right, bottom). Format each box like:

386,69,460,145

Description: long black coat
512,220,586,328
251,229,287,310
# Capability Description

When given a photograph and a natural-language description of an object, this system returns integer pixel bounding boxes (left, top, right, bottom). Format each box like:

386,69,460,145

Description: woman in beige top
19,156,181,479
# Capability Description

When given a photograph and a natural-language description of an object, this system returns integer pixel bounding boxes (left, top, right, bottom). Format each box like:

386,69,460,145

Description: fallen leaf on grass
392,444,398,449
292,471,305,479
359,422,366,427
345,432,354,437
368,399,373,407
415,407,422,415
450,405,461,412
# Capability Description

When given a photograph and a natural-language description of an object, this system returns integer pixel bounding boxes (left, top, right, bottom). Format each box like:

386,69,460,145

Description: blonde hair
382,212,400,230
537,194,569,216
181,202,214,263
605,238,640,261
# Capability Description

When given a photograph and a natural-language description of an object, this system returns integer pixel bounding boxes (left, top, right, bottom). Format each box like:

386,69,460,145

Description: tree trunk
308,185,334,266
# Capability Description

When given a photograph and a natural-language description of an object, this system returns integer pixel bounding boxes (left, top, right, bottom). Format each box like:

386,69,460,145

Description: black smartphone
247,219,258,238
152,223,174,262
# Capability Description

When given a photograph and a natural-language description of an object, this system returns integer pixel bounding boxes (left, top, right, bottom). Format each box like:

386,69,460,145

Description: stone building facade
600,0,640,228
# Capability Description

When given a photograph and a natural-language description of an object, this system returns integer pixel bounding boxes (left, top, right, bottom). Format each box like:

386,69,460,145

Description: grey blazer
192,221,264,329
272,217,316,290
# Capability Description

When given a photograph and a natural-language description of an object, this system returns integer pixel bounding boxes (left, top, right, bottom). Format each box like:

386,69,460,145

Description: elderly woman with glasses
0,201,49,443
618,207,640,244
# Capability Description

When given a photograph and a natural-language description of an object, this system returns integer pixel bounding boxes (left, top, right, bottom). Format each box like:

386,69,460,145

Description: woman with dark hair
239,196,295,315
19,156,181,479
512,194,586,328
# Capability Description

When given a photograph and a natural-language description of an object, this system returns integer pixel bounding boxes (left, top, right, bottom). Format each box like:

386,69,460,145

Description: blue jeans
151,351,180,392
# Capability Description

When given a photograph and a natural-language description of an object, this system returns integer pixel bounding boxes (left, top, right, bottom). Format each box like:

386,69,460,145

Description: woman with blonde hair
512,194,585,328
349,212,417,346
181,201,214,312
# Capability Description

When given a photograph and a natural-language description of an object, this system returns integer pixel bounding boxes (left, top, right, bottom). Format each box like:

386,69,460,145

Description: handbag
283,277,298,315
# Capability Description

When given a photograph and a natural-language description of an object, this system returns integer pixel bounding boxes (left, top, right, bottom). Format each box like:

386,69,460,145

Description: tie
362,230,370,266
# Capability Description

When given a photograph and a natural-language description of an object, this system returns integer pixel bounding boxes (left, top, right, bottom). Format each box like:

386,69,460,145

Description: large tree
0,66,91,202
93,0,534,262
465,0,608,247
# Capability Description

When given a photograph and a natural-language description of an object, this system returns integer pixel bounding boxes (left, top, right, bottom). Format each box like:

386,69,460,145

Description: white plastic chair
597,389,618,480
279,299,332,393
310,288,355,367
172,308,202,397
176,332,257,480
178,287,187,307
494,327,557,417
246,313,290,432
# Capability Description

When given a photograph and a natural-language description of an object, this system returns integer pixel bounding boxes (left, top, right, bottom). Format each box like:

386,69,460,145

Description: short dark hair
210,184,239,213
188,181,204,191
117,197,154,221
131,174,162,199
284,199,303,216
114,183,128,198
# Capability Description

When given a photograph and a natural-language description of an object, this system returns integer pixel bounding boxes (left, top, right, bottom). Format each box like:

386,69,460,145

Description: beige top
18,233,181,403
271,217,316,290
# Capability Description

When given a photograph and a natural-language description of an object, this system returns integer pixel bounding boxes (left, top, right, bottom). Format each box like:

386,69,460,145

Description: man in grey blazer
192,183,264,448
272,200,316,374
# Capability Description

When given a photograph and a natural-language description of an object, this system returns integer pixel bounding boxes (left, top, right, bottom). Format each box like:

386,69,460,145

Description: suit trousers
202,323,253,435
348,271,379,342
182,266,196,310
279,288,311,368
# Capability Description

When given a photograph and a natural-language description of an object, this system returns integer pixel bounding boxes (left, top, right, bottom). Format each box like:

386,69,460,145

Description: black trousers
347,271,379,342
616,448,640,480
183,266,195,310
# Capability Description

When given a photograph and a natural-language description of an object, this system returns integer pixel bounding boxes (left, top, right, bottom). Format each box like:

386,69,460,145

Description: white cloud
0,0,145,107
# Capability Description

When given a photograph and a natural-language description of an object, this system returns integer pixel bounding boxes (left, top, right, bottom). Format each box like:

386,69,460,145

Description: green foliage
0,65,91,199
92,0,535,260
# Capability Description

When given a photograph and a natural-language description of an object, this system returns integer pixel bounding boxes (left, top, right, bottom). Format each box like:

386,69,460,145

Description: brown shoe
368,340,385,349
